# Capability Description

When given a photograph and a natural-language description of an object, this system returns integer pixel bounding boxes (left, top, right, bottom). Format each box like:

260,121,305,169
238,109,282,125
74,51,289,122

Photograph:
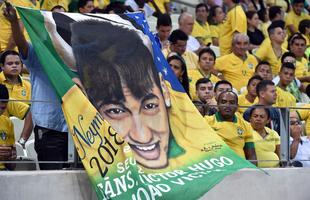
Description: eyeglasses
290,120,302,125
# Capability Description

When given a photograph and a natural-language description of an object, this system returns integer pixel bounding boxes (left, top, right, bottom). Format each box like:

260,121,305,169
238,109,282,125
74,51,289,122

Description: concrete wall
1,168,310,200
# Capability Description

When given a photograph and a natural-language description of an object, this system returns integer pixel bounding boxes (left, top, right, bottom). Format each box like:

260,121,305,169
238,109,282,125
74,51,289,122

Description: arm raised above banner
3,2,28,58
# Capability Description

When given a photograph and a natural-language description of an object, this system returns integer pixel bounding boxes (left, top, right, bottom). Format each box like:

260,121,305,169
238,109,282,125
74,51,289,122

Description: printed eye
106,108,125,114
103,107,129,120
144,103,158,110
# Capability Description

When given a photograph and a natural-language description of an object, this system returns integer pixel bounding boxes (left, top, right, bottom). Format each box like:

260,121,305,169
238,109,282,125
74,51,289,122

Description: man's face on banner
98,81,170,169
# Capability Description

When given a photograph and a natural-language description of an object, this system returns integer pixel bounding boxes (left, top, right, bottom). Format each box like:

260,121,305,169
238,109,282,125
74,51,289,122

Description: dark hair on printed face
71,20,161,109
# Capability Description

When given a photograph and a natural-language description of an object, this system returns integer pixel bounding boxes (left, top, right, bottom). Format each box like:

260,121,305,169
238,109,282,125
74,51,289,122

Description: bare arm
19,112,33,145
4,20,24,51
3,2,28,57
244,147,257,166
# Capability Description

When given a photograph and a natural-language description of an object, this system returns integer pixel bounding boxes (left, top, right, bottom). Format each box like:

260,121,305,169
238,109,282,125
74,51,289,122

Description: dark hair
280,62,296,72
198,48,216,61
103,2,129,14
71,20,161,109
281,51,296,64
214,80,232,92
247,75,263,87
168,29,188,44
0,50,20,65
249,105,271,119
195,3,209,13
207,5,221,25
0,84,9,102
268,6,282,21
156,14,172,28
217,91,238,104
288,33,307,50
256,80,275,97
299,19,310,34
167,55,190,97
51,5,66,12
78,0,93,9
246,10,257,20
267,20,285,36
255,61,271,73
195,78,212,90
292,0,305,4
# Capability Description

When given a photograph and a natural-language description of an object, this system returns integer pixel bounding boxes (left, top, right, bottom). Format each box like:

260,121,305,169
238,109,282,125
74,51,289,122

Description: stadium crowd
0,0,309,170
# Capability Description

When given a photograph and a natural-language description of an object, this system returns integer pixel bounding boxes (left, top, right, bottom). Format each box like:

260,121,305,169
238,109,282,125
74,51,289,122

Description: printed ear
158,72,171,108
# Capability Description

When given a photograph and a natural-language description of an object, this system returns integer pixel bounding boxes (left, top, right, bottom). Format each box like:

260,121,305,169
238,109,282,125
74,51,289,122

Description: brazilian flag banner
17,7,256,200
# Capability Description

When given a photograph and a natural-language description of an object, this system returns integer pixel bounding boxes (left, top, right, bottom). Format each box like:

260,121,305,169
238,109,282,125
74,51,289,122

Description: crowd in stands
0,0,309,170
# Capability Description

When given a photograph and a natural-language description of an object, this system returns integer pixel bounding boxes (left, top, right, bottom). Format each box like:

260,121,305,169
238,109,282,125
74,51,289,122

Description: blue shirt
21,44,67,132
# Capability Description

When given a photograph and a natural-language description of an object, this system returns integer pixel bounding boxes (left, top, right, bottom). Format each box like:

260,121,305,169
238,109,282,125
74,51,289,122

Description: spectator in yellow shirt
0,84,16,170
275,62,297,107
249,106,280,168
215,33,257,92
208,5,225,47
238,75,262,114
0,50,31,103
288,33,309,78
192,3,212,46
205,91,257,162
254,20,287,75
188,48,220,94
162,29,199,70
219,0,247,56
193,78,217,116
285,0,310,36
298,19,310,47
254,61,273,81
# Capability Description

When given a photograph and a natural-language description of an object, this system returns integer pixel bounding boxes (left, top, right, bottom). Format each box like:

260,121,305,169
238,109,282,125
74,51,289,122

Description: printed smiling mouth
129,141,160,160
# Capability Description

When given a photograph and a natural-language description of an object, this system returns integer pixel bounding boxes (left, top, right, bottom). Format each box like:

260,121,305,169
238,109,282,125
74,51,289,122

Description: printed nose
128,115,153,144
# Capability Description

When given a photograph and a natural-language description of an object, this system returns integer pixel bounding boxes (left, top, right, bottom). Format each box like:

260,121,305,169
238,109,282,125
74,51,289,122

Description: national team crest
0,131,7,141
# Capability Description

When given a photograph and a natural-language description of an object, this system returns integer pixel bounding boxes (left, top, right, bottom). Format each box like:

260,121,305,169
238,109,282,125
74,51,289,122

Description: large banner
17,7,256,199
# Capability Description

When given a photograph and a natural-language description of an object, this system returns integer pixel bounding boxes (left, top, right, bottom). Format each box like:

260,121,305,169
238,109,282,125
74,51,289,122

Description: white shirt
290,136,310,167
125,0,154,18
186,35,200,52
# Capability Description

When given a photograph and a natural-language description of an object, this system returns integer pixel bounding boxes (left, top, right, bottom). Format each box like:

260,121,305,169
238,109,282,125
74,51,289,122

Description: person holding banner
4,3,69,170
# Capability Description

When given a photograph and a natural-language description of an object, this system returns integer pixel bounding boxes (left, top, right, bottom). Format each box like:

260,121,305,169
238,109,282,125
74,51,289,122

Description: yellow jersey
254,38,287,75
238,93,258,114
297,104,310,136
210,23,223,40
215,52,257,92
192,20,212,45
0,72,31,104
253,127,280,168
39,0,69,11
187,69,220,100
275,86,296,108
3,101,30,119
204,112,255,158
219,5,247,56
295,57,309,77
162,47,199,70
285,11,310,36
0,115,14,169
148,0,169,14
0,0,36,51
